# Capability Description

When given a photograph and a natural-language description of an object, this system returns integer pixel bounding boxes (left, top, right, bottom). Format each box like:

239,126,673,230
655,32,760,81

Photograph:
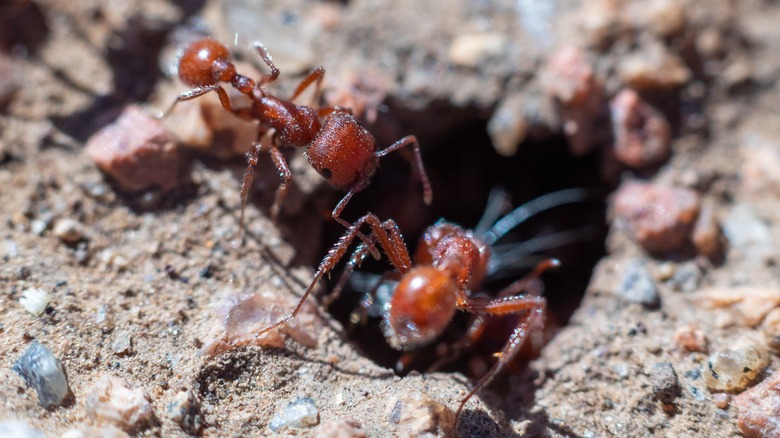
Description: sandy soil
2,0,780,436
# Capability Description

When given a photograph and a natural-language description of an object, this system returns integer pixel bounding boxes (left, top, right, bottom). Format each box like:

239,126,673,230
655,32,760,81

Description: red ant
254,188,591,425
165,38,433,234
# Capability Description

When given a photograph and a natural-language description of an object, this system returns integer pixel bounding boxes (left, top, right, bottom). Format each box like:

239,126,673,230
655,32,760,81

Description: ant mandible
254,188,590,425
166,38,433,234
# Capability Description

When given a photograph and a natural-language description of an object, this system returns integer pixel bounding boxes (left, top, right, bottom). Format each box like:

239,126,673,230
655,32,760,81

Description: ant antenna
481,188,593,246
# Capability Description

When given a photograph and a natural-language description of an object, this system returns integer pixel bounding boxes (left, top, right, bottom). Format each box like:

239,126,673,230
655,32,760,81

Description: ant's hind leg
376,135,433,205
454,297,547,424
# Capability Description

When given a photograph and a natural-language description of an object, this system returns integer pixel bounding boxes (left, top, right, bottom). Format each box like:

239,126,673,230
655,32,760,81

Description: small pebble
612,182,700,254
202,291,319,356
53,218,84,244
691,203,724,260
387,392,454,437
541,45,609,156
703,341,769,392
269,396,319,432
12,342,70,408
314,418,367,438
20,288,50,316
761,308,780,352
0,421,45,438
85,375,154,432
610,89,671,168
693,287,780,327
86,105,188,192
448,33,507,68
618,42,691,89
712,392,731,410
167,389,203,435
673,325,708,353
650,362,681,405
111,332,133,356
30,219,48,235
616,259,660,308
734,368,780,437
487,94,529,157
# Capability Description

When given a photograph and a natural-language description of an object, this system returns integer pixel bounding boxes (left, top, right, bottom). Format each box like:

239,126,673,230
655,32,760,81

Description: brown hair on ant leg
165,38,433,241
254,188,592,428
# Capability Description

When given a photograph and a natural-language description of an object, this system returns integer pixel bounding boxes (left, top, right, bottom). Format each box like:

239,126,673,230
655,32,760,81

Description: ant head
178,38,236,87
383,266,457,349
305,112,378,191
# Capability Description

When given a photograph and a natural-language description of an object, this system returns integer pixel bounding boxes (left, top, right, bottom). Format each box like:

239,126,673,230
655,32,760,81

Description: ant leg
495,258,560,298
162,84,235,117
252,42,280,85
268,145,292,221
290,67,325,106
324,235,377,308
238,143,262,243
318,106,352,118
332,189,381,260
376,135,433,205
254,213,413,339
454,296,547,423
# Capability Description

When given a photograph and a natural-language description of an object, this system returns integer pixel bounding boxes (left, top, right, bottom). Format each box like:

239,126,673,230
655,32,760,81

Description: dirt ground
2,0,780,436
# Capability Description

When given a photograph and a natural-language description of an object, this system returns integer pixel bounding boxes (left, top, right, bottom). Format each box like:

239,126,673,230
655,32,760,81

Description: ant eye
321,168,333,179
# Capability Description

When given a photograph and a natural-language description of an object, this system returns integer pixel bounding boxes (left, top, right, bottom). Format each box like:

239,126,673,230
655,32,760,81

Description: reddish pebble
610,89,671,168
86,106,188,192
541,45,609,156
734,369,780,438
672,324,708,353
612,182,700,254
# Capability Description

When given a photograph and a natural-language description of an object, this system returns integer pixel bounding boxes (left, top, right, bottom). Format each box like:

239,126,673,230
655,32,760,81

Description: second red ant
165,38,433,236
254,188,592,425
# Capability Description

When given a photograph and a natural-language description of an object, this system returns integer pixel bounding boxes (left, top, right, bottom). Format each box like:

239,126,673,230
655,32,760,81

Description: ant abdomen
177,38,235,87
385,266,458,349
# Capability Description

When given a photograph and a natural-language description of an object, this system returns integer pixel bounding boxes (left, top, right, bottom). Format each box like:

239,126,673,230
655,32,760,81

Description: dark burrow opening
318,99,611,375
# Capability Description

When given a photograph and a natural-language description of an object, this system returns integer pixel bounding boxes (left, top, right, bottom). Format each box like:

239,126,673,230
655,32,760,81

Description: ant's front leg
252,42,280,86
290,67,325,107
162,84,235,118
268,145,293,221
376,135,433,206
254,212,412,339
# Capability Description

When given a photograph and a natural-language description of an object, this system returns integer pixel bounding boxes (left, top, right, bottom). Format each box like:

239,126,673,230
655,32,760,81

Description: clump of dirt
2,0,780,436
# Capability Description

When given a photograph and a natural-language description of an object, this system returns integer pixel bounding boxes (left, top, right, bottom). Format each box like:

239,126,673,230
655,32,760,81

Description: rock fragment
612,182,700,254
19,288,50,316
167,389,203,435
86,105,188,192
734,368,780,437
53,218,85,244
202,290,320,356
610,89,671,168
649,362,681,405
693,287,780,327
541,45,609,156
616,259,660,308
703,341,769,392
85,375,154,432
269,396,319,432
0,421,45,438
387,392,454,438
315,418,367,438
673,325,708,353
12,342,70,408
